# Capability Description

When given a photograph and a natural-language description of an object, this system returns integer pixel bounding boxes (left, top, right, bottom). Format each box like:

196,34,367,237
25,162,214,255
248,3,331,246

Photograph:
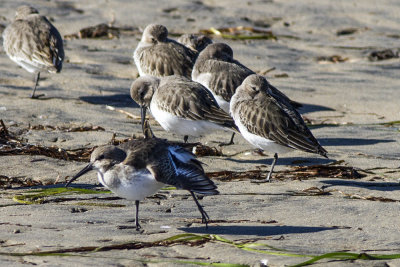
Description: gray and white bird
230,74,327,182
66,135,218,230
130,75,238,144
2,5,64,98
192,43,254,113
192,42,302,145
177,33,213,59
133,24,196,78
192,42,301,113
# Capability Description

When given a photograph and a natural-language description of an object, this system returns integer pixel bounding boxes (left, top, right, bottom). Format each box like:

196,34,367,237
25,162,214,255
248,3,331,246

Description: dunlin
133,24,196,78
130,75,238,144
230,74,327,182
66,134,218,230
2,5,64,98
192,43,301,113
192,42,302,145
177,33,213,58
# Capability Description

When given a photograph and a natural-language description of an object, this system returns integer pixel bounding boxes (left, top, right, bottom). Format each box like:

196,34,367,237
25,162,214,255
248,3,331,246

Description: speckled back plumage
177,33,213,57
153,75,237,130
192,43,254,102
2,5,64,74
193,43,302,109
231,75,327,156
122,138,218,195
134,24,196,78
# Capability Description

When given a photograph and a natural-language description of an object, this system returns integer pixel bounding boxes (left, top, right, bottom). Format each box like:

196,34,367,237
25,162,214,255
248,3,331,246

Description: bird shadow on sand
319,138,396,147
80,93,137,108
2,85,77,100
226,156,333,166
297,103,335,114
180,225,337,236
321,179,400,192
1,85,32,92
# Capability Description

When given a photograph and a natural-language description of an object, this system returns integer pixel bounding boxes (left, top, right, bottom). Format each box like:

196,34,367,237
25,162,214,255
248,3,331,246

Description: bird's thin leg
253,153,278,183
135,200,141,230
265,153,278,182
219,132,235,146
31,72,41,99
189,191,210,228
184,135,189,143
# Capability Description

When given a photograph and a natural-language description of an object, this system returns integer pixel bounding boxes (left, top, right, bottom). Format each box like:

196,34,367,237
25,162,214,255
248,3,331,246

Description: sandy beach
1,0,400,266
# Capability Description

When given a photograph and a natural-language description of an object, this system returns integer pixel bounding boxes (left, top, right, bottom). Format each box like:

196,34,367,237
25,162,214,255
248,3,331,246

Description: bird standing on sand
192,42,302,145
230,74,327,182
66,133,218,230
130,75,238,144
2,5,64,98
192,43,254,113
193,43,302,113
133,24,196,78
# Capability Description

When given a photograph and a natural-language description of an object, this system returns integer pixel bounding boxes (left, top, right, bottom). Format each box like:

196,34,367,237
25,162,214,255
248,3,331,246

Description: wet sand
0,0,400,266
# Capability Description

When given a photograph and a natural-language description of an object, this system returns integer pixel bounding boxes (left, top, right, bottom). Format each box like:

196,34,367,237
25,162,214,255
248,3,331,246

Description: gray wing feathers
4,16,64,73
123,139,218,195
166,150,218,195
199,60,254,102
268,83,303,109
156,81,238,130
137,42,194,78
238,96,327,156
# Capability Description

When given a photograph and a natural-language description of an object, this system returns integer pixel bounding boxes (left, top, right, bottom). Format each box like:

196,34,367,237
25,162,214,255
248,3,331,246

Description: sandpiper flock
3,5,327,230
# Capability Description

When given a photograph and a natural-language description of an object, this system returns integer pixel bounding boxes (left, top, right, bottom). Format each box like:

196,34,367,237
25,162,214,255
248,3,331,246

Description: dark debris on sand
64,23,140,39
368,49,399,61
0,175,43,189
207,161,367,182
0,119,94,162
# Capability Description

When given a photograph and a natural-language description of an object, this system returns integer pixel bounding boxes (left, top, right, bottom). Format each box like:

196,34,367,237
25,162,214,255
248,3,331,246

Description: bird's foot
135,221,142,231
30,93,45,99
218,140,234,147
251,178,271,184
251,172,272,183
200,211,210,229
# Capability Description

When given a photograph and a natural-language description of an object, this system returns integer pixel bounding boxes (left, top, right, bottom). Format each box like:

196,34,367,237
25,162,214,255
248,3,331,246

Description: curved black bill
65,163,93,187
140,105,147,135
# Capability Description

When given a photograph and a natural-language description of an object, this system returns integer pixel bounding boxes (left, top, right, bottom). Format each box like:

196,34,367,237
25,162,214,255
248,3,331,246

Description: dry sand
0,0,400,266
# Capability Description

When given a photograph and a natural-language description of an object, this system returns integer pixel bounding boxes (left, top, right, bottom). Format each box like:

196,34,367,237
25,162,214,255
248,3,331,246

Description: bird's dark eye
251,86,257,91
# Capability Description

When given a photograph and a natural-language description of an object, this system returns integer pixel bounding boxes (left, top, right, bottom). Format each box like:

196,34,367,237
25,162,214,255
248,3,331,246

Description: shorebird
192,43,253,113
177,33,213,58
192,42,301,113
130,75,238,144
230,74,327,182
133,24,196,78
66,132,218,230
2,5,64,98
192,42,302,145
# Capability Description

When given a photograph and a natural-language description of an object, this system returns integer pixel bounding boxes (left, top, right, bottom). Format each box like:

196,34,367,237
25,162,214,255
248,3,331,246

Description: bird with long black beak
130,75,238,145
65,125,218,230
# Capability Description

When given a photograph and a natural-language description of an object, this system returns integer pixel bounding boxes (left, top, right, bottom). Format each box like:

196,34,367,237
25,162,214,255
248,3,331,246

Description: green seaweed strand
12,187,110,204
